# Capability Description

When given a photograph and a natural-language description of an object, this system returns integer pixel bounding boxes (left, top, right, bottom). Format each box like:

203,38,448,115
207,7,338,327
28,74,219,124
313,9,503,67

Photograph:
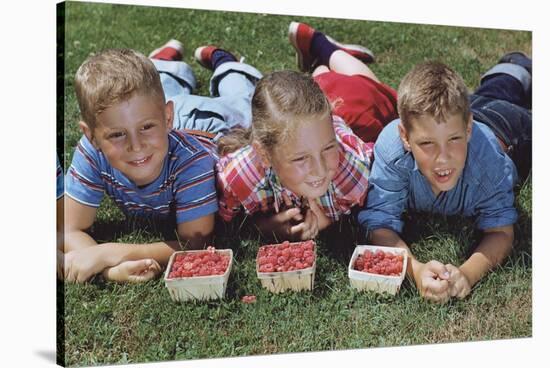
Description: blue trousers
470,58,532,181
151,59,263,142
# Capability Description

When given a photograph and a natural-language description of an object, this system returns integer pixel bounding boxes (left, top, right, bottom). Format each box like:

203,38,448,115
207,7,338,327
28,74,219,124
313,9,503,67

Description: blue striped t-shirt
65,130,218,224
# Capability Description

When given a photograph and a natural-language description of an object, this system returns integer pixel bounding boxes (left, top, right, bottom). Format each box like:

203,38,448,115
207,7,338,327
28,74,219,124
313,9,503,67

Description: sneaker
194,45,237,70
288,21,375,72
148,39,184,61
498,51,532,75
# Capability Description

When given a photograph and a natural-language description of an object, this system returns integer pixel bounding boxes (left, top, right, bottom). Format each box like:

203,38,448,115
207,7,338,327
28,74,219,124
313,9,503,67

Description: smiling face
81,93,174,187
261,115,340,199
399,113,472,196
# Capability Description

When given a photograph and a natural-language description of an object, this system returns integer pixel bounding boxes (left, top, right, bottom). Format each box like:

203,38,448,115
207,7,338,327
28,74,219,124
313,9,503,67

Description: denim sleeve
356,140,409,235
475,166,518,230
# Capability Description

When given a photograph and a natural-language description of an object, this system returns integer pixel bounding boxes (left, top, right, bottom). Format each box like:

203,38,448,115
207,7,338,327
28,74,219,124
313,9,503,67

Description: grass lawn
58,2,532,366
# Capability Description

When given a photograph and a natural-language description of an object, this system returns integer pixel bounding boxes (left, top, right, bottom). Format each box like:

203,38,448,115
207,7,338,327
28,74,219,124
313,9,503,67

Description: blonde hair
397,61,470,131
74,48,165,130
217,70,332,156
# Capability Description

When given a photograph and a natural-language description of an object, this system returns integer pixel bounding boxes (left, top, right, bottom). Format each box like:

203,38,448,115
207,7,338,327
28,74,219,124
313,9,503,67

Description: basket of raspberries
163,246,233,302
348,245,408,295
256,240,316,293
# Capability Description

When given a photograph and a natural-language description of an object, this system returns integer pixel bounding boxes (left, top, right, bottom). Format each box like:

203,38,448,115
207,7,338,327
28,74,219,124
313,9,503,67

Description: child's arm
449,224,514,298
98,214,214,282
64,197,213,282
370,227,452,303
174,213,215,250
255,194,331,241
57,196,64,279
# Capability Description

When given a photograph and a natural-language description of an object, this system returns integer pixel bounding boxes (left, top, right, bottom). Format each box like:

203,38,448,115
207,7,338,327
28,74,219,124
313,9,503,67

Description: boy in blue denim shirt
358,53,531,303
64,41,261,283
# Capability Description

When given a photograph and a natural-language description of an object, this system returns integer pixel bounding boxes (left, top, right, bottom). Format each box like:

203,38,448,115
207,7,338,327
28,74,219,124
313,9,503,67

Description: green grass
59,2,532,366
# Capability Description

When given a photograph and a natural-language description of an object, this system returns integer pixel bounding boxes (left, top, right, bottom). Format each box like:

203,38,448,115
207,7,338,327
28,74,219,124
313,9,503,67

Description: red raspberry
242,295,257,304
303,250,314,258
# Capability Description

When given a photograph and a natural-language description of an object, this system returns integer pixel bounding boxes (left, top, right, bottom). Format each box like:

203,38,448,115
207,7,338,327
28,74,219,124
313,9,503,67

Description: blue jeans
151,59,262,141
470,59,532,181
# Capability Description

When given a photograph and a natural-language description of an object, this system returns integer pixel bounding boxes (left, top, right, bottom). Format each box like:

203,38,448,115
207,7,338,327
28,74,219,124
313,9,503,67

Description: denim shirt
357,119,518,234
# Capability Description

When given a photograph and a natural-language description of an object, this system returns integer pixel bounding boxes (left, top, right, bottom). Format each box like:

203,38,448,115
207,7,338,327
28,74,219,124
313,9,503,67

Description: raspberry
353,249,404,276
242,295,257,304
256,241,316,273
168,250,230,279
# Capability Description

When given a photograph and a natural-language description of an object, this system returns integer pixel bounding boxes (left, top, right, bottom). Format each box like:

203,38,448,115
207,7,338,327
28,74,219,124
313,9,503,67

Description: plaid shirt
216,115,373,222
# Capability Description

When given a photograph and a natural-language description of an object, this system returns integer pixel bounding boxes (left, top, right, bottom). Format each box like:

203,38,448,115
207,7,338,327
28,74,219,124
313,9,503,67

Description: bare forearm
97,241,179,268
65,230,178,269
459,226,514,287
64,230,98,252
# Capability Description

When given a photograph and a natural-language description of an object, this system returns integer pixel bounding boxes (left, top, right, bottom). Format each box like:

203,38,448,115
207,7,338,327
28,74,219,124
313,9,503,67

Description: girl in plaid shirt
217,71,377,240
215,23,397,241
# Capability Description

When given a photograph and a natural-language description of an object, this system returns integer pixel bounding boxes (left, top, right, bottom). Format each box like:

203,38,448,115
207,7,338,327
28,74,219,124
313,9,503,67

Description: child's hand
307,197,331,231
288,208,319,240
445,263,472,299
280,192,319,240
64,247,106,283
103,259,162,283
415,260,451,303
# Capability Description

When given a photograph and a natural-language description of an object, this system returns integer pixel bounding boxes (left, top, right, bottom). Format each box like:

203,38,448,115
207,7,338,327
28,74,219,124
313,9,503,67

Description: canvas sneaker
194,46,237,70
148,39,184,61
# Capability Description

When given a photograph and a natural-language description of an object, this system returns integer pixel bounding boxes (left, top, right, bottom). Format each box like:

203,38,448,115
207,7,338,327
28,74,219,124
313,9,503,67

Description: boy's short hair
397,61,470,131
74,48,164,130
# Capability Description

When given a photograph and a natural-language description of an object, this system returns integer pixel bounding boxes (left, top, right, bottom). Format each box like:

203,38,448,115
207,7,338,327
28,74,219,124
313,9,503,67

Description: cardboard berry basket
348,245,408,295
163,249,233,302
256,241,316,294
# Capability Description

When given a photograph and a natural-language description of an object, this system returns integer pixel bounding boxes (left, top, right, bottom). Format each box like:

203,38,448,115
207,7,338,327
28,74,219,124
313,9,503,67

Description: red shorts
314,71,398,143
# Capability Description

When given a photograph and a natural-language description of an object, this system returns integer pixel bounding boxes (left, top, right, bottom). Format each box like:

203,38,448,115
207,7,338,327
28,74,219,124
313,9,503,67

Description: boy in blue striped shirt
64,42,261,283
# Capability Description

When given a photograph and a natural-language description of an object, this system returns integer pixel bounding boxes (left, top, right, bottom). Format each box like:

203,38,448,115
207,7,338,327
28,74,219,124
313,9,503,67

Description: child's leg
149,40,197,100
470,53,532,180
298,24,397,143
328,50,380,83
195,46,263,130
288,21,375,73
474,52,531,109
312,65,330,78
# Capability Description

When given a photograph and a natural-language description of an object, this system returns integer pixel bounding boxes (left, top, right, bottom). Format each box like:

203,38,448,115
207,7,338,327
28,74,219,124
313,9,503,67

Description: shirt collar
395,149,418,171
263,167,303,213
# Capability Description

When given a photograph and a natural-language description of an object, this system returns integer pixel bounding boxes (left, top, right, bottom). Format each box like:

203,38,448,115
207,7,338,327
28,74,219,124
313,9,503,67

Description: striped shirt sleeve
56,155,64,199
173,149,218,224
65,137,105,207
